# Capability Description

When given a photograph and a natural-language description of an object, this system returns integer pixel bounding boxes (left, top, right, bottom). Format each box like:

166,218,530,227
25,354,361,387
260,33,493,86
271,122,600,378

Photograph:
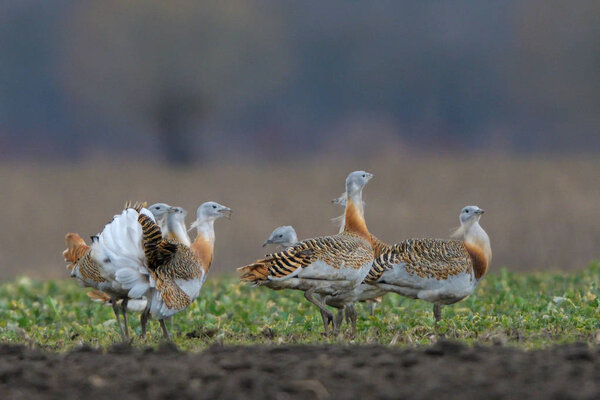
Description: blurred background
0,1,598,279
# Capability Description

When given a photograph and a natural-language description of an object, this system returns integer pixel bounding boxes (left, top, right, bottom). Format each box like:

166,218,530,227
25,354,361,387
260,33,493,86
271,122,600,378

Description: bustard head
189,202,232,232
459,205,484,225
263,225,298,247
452,205,486,240
345,171,373,195
148,203,171,221
169,206,187,218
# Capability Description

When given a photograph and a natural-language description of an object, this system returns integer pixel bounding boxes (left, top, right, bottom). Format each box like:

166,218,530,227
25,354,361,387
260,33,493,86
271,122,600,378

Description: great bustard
367,205,491,322
239,171,376,334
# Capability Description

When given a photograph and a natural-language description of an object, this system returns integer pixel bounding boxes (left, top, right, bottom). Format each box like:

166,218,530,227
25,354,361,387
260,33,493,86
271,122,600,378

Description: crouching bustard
238,171,375,334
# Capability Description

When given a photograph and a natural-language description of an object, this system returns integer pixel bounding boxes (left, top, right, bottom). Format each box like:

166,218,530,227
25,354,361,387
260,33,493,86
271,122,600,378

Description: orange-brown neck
464,242,489,280
191,234,214,275
344,198,370,240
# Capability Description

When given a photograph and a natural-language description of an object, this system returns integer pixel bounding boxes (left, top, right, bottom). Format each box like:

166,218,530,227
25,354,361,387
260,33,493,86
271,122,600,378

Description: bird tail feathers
124,201,148,212
87,290,111,304
91,208,149,276
238,261,270,283
63,233,90,270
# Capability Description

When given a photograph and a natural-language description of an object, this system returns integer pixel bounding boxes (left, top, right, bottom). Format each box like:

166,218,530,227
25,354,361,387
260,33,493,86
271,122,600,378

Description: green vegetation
1,263,600,350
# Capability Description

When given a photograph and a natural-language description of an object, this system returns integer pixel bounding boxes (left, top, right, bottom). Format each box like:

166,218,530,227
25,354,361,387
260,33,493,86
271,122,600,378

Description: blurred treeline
1,1,599,164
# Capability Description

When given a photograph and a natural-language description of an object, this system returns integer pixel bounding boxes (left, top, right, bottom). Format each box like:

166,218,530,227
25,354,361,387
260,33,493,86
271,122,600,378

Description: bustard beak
262,239,272,247
219,207,232,219
475,209,485,215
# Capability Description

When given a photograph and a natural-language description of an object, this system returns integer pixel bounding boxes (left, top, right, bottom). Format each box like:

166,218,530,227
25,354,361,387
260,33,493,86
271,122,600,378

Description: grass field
1,262,599,351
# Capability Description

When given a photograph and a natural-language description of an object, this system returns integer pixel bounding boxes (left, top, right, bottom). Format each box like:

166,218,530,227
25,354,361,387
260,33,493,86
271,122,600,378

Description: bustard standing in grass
85,203,191,314
239,171,375,334
331,192,388,316
65,201,230,341
63,202,153,341
121,202,231,339
262,224,339,331
367,205,491,322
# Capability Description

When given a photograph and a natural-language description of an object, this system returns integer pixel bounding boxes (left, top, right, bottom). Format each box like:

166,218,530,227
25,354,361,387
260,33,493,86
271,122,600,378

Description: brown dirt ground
1,341,600,400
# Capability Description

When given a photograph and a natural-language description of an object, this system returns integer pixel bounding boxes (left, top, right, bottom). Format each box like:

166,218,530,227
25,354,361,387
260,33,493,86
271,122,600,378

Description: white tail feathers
114,268,150,298
91,208,150,289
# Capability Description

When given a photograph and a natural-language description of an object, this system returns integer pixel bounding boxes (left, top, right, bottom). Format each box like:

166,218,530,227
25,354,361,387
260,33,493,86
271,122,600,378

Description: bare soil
1,341,600,399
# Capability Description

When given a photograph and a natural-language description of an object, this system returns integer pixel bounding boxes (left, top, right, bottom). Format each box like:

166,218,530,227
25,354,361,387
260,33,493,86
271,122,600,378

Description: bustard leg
304,289,334,333
111,301,127,341
315,293,333,334
159,319,171,341
332,307,344,336
319,309,333,334
433,303,442,322
120,298,130,341
140,307,150,339
368,301,377,316
344,306,352,326
346,304,358,337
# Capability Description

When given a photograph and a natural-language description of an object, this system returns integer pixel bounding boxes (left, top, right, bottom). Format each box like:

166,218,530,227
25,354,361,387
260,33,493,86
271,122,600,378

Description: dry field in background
1,154,598,279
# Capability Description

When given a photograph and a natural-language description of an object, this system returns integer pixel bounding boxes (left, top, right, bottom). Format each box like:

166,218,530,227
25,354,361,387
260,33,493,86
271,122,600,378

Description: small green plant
1,262,599,351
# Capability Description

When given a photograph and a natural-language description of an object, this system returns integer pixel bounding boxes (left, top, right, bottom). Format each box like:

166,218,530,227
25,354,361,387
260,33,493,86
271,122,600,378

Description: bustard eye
465,210,469,213
212,205,217,209
362,174,366,178
278,235,282,238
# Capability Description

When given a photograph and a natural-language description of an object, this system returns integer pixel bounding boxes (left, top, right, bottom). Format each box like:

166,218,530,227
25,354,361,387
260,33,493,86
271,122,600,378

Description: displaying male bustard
65,201,231,340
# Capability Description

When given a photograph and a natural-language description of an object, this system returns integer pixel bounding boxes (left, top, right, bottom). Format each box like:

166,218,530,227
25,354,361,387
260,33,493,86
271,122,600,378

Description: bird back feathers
239,233,373,283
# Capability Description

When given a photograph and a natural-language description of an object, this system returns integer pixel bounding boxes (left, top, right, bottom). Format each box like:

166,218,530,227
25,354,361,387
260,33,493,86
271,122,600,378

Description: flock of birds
63,171,491,340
